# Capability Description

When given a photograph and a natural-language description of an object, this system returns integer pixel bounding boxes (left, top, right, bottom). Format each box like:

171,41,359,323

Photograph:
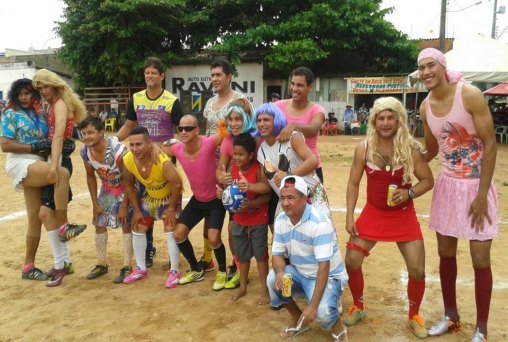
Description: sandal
280,325,310,338
332,326,348,342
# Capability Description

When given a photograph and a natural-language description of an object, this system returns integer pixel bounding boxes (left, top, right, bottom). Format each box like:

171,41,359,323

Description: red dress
355,164,422,242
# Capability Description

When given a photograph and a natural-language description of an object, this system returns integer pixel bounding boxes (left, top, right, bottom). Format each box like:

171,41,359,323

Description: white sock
95,232,108,265
132,232,147,271
61,239,72,264
47,230,66,269
122,233,133,268
165,231,180,272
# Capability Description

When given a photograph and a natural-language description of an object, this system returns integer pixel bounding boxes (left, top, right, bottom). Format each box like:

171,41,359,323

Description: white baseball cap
280,175,308,196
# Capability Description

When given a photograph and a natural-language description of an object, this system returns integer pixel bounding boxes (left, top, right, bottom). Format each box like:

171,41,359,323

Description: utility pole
492,0,499,38
439,0,447,51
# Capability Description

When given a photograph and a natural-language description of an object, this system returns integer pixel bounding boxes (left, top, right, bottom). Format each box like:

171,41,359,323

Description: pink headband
417,48,464,84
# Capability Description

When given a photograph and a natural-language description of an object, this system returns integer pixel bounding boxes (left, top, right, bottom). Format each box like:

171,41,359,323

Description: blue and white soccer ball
221,184,246,212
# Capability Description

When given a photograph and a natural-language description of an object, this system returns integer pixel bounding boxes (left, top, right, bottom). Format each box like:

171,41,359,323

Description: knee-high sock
347,268,364,310
132,232,147,271
61,239,71,264
440,257,459,321
474,266,492,336
202,237,213,262
47,230,66,269
177,239,199,271
165,232,180,272
408,277,426,319
213,242,227,272
95,232,108,265
122,233,133,268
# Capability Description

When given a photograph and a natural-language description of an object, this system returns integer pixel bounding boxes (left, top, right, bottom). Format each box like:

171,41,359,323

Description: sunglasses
177,126,197,133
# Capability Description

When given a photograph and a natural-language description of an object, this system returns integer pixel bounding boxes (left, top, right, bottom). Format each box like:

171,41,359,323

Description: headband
417,48,464,84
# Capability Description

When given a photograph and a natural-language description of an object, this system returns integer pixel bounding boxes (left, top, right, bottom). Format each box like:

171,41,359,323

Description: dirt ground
0,135,506,342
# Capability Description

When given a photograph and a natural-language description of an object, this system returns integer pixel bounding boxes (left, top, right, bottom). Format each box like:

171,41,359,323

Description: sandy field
0,135,506,342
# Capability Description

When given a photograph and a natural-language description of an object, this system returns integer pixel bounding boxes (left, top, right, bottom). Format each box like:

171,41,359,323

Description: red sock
347,268,364,310
474,266,492,336
408,277,425,319
440,256,459,321
23,263,34,272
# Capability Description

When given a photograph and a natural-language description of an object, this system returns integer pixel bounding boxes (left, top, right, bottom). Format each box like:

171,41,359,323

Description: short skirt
356,202,423,242
429,173,498,241
5,153,45,190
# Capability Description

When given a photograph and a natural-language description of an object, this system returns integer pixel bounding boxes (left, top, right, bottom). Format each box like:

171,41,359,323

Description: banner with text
347,77,426,94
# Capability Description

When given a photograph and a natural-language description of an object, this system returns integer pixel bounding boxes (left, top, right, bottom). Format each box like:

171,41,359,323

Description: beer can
282,274,292,297
387,184,398,207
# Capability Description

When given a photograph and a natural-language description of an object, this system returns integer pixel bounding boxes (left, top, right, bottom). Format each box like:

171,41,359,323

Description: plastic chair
495,125,508,143
104,118,116,132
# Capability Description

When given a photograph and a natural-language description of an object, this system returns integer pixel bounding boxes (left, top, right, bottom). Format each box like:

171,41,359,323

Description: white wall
166,63,264,109
0,62,36,100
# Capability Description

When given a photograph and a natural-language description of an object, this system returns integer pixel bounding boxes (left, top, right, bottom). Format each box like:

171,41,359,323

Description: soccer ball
221,184,246,212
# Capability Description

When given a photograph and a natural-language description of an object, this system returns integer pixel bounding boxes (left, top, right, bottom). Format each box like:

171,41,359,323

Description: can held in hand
387,184,398,207
282,274,292,297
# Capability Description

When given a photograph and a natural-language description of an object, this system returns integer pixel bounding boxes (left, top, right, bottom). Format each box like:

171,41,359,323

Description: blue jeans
267,265,342,329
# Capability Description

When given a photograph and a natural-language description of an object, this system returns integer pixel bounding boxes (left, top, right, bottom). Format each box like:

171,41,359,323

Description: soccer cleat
46,262,74,278
212,271,227,291
146,246,156,268
86,265,108,280
198,258,215,272
471,328,488,342
408,315,428,339
226,264,237,281
46,263,70,287
165,270,180,289
22,267,49,281
428,315,461,336
122,268,148,284
343,305,366,326
113,266,132,284
178,269,204,285
58,223,87,242
224,271,240,289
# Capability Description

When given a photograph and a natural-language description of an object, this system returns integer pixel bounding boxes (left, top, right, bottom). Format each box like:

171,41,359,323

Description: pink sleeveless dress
425,82,498,241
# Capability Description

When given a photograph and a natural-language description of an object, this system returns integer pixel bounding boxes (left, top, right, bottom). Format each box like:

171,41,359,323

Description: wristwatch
408,188,415,200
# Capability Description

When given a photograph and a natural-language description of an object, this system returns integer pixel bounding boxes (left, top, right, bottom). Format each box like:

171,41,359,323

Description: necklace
373,151,392,172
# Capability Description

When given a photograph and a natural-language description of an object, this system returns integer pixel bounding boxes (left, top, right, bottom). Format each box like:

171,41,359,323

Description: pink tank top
275,100,324,167
425,82,484,179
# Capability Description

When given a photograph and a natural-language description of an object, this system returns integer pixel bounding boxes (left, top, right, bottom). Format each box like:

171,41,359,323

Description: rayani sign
347,77,426,94
167,63,264,112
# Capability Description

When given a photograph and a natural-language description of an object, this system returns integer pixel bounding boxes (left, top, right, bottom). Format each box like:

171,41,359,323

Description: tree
57,0,187,91
205,0,418,75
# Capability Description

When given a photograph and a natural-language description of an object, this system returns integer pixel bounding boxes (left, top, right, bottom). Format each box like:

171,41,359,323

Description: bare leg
257,261,270,305
23,186,42,266
232,261,250,301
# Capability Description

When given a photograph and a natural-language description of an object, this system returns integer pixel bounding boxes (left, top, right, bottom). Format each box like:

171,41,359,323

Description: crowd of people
0,50,499,342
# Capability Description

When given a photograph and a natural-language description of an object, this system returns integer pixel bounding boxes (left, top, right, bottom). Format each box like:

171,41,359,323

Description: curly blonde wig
33,69,86,123
366,97,426,184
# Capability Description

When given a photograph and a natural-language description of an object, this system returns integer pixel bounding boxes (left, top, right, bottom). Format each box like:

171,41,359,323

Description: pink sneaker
123,268,148,284
166,270,180,289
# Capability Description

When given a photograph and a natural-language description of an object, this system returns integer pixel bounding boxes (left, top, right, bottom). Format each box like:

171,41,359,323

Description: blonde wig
33,69,86,123
366,97,426,185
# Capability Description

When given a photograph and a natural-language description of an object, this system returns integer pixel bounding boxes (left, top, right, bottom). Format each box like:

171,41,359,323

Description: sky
1,0,507,53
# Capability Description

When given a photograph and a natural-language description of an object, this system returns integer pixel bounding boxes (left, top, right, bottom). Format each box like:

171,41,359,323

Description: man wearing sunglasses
117,56,184,269
162,115,228,290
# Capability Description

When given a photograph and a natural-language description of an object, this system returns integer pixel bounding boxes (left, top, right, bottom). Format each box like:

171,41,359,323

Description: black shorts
178,196,226,231
41,156,73,210
232,222,269,263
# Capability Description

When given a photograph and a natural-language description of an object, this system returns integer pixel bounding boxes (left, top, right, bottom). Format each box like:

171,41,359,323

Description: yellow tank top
123,152,182,199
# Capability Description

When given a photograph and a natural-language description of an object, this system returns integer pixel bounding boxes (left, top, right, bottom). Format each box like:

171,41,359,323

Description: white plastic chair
495,126,508,143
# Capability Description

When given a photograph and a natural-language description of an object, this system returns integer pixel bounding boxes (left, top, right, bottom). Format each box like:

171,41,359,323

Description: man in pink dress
418,48,499,342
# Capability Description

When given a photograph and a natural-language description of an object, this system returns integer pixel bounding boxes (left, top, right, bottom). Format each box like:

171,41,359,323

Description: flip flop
279,325,310,339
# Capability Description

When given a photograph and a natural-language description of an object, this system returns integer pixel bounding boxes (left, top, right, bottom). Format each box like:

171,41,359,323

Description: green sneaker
86,265,108,280
213,271,227,291
408,315,428,339
178,269,204,285
224,271,240,289
343,305,366,326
